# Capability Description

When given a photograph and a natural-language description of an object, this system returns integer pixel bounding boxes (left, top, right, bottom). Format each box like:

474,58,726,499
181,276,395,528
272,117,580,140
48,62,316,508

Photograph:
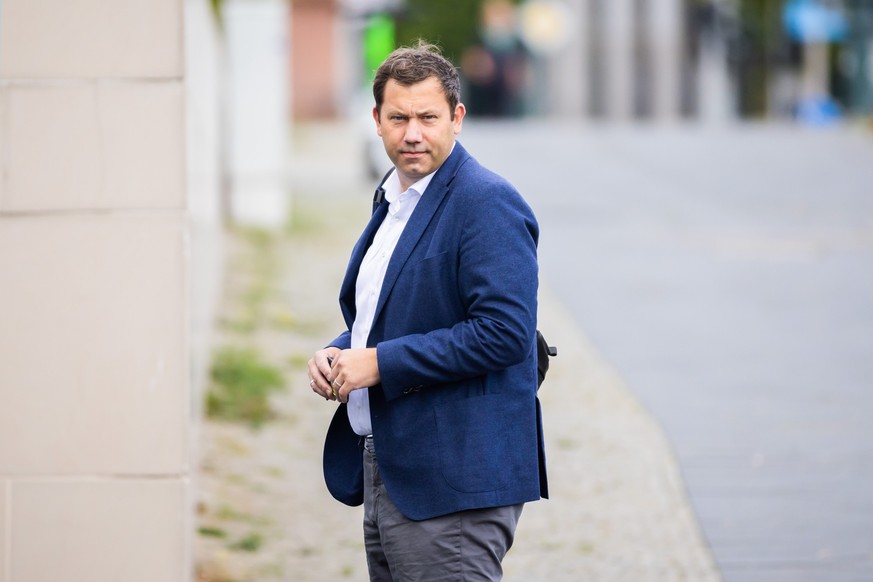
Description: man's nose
404,120,422,142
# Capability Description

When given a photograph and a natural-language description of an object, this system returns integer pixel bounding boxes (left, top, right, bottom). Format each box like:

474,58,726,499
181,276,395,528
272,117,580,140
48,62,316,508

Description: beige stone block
0,215,188,475
0,480,7,582
0,90,6,206
0,0,182,78
100,82,185,210
3,85,102,211
2,83,183,212
10,479,187,582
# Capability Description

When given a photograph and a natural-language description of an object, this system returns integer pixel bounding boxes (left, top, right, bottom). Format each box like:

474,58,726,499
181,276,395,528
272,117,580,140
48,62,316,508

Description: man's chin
397,161,428,177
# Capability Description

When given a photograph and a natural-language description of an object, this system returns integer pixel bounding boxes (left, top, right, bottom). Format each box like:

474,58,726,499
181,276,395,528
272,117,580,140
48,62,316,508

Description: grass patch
206,346,286,427
198,526,227,539
229,532,264,553
215,505,273,527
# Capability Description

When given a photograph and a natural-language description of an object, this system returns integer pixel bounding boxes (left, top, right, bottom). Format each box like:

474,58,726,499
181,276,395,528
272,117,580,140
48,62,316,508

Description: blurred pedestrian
461,0,530,117
307,40,548,581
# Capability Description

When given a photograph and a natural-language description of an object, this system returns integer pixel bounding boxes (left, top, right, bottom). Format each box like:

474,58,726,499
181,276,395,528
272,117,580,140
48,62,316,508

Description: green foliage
209,0,225,28
395,0,486,63
229,532,264,553
206,347,286,427
736,0,785,117
215,505,273,527
198,526,227,539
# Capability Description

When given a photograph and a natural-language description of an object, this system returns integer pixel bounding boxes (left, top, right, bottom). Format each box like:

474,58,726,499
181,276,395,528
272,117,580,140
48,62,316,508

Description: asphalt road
462,121,873,582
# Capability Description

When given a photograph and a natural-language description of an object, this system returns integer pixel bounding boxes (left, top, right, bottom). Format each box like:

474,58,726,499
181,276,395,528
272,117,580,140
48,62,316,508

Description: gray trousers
362,436,524,582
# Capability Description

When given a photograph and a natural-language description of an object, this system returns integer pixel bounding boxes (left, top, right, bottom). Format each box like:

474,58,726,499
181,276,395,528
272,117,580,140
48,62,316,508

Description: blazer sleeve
327,330,352,350
375,178,539,400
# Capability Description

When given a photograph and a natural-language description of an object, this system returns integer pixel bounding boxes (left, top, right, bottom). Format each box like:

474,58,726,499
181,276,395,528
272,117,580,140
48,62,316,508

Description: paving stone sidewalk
194,122,722,582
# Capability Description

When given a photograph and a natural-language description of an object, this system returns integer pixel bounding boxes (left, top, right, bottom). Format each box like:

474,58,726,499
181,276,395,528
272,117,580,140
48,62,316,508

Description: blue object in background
784,0,848,43
795,94,843,125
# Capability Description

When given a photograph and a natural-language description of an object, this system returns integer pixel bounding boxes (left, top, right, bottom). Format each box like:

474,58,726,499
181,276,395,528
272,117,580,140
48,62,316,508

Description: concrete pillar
224,0,290,229
547,0,588,118
800,42,830,101
698,29,735,124
186,1,226,426
0,0,198,579
602,0,635,120
646,0,683,121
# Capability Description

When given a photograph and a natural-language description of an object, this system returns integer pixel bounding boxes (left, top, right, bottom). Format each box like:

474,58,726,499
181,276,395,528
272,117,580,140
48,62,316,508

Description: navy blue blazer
323,141,548,520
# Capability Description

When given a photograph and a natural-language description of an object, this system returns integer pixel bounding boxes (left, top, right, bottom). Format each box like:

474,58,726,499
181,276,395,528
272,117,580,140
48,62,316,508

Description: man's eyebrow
383,108,440,118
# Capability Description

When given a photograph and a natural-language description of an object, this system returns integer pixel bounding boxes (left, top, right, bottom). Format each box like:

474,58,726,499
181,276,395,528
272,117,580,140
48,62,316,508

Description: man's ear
372,107,382,136
453,103,466,134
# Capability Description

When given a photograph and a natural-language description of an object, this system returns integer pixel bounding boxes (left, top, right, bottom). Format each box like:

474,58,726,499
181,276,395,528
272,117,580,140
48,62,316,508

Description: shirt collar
383,169,436,206
383,141,454,204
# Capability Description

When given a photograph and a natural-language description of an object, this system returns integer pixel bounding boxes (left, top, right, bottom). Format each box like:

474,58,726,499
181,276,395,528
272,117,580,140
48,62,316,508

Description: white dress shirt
347,168,437,436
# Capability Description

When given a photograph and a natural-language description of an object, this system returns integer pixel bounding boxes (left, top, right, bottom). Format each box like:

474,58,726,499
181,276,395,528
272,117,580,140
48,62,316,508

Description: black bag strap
372,168,394,215
536,330,557,389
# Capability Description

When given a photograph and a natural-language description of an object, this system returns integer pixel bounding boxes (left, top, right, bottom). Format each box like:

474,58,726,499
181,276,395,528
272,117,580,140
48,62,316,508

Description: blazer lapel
369,143,470,330
339,202,389,327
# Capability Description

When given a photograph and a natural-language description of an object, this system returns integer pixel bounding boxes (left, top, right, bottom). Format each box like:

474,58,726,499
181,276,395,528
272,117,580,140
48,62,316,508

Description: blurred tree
394,0,529,117
735,0,784,117
395,0,522,64
210,0,225,27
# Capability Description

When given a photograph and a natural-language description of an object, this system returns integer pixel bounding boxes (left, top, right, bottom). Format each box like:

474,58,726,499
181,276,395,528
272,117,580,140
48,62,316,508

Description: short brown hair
373,40,461,119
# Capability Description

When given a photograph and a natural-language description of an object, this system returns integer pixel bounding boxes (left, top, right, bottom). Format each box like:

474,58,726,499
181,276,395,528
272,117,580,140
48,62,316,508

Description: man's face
373,76,465,191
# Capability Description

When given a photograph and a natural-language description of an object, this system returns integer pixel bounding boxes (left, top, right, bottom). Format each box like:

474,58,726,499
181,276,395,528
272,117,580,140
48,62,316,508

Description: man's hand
307,348,380,403
307,347,341,401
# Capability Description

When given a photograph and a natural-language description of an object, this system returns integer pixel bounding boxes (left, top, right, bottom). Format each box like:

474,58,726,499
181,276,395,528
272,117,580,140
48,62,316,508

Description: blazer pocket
433,394,512,493
410,251,451,278
395,252,450,290
396,252,459,320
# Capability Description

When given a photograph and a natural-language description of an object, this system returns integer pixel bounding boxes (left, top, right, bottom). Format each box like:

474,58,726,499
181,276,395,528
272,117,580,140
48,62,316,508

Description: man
307,41,547,581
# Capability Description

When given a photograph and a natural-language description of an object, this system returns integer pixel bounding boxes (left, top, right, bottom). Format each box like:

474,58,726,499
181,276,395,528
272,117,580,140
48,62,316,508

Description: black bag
536,330,557,389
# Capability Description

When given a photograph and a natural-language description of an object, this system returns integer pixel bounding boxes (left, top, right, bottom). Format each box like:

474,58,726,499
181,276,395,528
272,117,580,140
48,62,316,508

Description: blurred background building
0,0,870,580
293,0,873,125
